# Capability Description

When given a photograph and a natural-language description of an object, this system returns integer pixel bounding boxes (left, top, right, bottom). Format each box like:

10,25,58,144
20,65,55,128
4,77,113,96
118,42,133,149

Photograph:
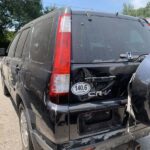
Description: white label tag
60,16,71,32
71,82,91,96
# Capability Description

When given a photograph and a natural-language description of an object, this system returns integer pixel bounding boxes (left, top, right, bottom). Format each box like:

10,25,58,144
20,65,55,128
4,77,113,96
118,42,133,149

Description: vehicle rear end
47,8,150,150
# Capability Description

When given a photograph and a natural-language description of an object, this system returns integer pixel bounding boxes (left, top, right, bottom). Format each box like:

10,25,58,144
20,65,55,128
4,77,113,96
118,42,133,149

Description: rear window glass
72,14,150,63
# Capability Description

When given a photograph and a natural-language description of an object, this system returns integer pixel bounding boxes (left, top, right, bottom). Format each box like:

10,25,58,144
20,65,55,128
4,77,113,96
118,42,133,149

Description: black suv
1,7,150,150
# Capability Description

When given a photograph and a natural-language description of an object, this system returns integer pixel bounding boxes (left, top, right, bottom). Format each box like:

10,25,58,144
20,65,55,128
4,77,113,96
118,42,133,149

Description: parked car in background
0,48,7,59
0,48,7,62
1,7,150,150
0,48,6,55
145,18,150,24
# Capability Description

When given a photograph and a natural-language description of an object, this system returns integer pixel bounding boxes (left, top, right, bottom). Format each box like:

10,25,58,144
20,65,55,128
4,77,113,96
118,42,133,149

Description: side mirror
0,48,7,56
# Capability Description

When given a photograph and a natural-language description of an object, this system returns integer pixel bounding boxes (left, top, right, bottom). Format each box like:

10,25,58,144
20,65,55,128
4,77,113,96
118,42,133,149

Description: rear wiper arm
120,52,148,62
133,53,148,62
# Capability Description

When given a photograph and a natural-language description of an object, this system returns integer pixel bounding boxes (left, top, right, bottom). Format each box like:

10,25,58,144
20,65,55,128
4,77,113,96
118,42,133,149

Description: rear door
4,33,20,91
70,13,150,104
69,13,150,140
8,28,31,98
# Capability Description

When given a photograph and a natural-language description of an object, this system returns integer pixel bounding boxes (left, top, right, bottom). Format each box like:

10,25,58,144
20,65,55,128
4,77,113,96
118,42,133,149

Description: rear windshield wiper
120,52,148,62
133,53,148,62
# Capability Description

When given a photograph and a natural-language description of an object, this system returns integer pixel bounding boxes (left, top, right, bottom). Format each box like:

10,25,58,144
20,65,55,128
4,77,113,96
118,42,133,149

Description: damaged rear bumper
32,123,150,150
66,124,150,150
33,98,150,150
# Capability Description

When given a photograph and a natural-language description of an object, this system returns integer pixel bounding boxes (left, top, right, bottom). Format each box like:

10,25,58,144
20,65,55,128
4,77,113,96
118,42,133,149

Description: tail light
49,13,71,97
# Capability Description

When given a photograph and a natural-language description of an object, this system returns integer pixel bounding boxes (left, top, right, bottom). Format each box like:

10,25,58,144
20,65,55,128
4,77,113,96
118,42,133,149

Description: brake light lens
49,14,71,97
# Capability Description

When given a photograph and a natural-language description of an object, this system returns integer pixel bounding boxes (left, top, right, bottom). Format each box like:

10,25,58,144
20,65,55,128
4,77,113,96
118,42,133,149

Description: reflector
49,13,71,97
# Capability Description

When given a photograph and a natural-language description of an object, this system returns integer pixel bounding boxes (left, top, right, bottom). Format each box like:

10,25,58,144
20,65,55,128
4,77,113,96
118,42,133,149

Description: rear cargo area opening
69,12,150,140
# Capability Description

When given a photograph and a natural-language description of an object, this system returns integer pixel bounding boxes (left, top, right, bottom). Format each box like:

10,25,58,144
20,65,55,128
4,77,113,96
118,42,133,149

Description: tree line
123,2,150,18
0,0,55,48
1,1,150,49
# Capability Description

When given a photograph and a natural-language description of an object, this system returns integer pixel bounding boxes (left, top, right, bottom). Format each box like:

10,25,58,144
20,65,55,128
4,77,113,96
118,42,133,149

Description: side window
15,28,30,58
22,29,32,58
30,17,53,63
8,33,20,57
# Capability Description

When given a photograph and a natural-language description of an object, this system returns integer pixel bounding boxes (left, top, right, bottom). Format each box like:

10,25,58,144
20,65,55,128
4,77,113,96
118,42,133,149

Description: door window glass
15,28,30,58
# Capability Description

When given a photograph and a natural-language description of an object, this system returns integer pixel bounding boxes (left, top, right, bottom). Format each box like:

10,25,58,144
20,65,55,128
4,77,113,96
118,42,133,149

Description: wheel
19,103,33,150
2,80,10,96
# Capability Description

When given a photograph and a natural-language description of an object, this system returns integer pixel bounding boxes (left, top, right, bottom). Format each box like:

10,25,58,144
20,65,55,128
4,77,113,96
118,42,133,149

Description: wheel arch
16,92,34,140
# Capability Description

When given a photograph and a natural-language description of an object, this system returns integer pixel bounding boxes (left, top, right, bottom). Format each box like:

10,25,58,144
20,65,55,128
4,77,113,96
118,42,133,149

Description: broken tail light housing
49,13,71,98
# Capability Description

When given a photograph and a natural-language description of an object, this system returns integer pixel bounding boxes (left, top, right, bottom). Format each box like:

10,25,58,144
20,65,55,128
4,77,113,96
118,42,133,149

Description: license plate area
78,108,124,135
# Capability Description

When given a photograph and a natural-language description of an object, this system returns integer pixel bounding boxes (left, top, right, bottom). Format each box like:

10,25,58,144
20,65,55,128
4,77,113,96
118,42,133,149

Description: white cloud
131,0,149,9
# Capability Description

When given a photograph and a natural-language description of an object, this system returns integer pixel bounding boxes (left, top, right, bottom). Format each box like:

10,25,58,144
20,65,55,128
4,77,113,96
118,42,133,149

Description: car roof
72,10,139,21
19,7,142,32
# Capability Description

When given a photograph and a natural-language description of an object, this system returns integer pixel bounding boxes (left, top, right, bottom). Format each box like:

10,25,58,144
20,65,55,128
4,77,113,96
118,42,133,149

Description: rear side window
15,28,30,58
8,33,20,57
30,17,53,63
22,29,32,58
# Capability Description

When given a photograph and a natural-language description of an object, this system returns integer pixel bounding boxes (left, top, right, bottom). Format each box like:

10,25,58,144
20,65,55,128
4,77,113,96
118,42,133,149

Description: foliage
123,2,150,18
0,0,43,35
0,0,57,48
0,31,15,48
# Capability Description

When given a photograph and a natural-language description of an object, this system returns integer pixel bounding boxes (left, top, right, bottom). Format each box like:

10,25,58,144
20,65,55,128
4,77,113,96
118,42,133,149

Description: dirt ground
0,80,22,150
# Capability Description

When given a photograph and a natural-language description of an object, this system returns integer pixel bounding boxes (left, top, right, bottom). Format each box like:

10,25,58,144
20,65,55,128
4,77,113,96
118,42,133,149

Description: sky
43,0,150,13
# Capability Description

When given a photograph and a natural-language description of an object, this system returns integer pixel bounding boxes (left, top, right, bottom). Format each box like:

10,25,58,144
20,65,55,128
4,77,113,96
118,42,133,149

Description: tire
19,103,33,150
2,80,10,96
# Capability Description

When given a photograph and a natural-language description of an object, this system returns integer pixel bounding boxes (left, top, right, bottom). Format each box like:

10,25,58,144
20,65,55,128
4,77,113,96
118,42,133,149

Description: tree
0,1,56,48
0,0,43,48
123,2,150,18
123,3,136,16
0,31,15,48
144,2,150,17
0,0,43,34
